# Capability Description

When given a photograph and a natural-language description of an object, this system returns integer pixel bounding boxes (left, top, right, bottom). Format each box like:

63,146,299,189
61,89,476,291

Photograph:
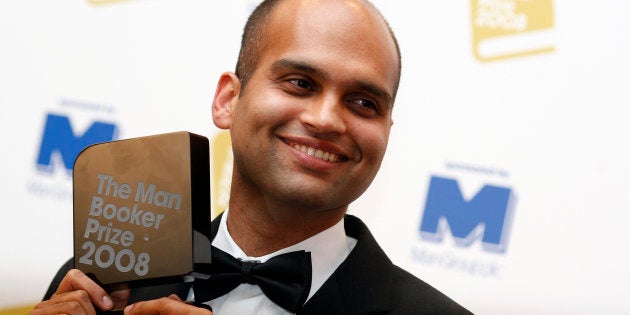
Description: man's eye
347,98,380,117
289,79,312,90
353,99,377,110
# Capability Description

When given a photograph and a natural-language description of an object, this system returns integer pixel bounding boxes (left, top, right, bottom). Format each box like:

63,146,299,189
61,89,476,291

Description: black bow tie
193,246,312,313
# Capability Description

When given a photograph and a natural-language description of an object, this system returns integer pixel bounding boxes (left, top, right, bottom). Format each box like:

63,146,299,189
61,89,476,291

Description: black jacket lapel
300,215,392,314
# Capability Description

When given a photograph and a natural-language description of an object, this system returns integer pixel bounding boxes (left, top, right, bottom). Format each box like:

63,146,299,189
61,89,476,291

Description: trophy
72,131,211,292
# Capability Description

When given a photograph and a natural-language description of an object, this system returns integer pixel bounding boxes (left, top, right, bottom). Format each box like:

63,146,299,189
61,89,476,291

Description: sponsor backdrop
1,1,628,314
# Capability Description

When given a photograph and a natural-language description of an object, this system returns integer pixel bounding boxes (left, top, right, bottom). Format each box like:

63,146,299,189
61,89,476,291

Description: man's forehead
270,0,381,27
262,0,399,76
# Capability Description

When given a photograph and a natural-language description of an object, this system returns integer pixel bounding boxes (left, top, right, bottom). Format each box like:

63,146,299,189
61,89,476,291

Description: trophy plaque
73,131,211,285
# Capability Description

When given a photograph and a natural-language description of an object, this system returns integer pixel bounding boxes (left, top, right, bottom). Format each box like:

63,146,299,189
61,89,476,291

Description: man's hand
29,269,129,315
124,295,213,315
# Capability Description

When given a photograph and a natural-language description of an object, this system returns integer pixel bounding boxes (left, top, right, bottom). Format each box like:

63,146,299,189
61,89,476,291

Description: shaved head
235,0,402,98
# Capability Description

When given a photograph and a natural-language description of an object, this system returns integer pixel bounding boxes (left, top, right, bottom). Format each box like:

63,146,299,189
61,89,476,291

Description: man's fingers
124,298,213,315
30,290,96,315
30,300,88,315
55,269,113,310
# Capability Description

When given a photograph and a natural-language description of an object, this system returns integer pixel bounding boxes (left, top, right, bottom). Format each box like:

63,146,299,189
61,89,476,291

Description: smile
291,143,345,163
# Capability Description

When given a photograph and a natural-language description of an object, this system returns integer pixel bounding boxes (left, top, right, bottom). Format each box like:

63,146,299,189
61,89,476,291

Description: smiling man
33,0,471,314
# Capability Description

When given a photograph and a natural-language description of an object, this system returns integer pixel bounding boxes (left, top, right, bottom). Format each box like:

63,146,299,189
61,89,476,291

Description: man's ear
212,72,241,129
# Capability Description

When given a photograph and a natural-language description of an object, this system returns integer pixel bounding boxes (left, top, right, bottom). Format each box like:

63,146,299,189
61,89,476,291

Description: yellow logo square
472,0,555,62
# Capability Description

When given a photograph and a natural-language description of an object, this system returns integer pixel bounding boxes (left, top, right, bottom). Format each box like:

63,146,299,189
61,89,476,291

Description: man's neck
225,198,347,257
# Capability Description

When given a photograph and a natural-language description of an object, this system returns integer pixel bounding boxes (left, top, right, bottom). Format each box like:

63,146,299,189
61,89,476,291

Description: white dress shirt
198,210,357,314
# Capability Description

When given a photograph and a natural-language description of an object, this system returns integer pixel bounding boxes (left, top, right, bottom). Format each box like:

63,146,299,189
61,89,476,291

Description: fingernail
102,295,113,308
124,304,134,313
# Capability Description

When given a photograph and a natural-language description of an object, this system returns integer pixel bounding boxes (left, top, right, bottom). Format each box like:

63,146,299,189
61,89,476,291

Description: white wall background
1,1,628,314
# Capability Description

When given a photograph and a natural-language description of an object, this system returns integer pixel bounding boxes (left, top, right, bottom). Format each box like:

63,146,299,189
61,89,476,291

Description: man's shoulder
342,215,472,314
389,265,472,314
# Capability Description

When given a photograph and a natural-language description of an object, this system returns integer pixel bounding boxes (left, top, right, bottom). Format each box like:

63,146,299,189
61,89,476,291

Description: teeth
293,144,341,162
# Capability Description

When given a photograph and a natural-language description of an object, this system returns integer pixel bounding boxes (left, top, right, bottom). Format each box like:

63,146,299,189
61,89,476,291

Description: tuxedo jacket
44,214,471,314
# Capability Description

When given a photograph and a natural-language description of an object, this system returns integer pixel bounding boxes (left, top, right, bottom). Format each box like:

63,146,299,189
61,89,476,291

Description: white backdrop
1,1,629,314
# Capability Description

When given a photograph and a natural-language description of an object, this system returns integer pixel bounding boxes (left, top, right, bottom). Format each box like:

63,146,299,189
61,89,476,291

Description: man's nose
299,95,347,134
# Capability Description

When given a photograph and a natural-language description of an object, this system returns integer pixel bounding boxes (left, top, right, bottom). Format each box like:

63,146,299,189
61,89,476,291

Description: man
32,0,471,314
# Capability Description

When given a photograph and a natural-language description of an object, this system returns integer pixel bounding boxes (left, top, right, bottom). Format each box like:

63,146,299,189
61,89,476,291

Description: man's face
227,0,399,213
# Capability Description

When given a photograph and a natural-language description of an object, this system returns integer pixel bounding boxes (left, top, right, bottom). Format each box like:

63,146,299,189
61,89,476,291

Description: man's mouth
291,143,346,163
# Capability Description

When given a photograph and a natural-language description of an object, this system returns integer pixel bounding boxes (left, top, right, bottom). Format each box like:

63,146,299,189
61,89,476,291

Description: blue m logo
36,113,118,173
419,176,515,253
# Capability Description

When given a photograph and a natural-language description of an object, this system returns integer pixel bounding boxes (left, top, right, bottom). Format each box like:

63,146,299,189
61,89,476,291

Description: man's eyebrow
269,58,328,80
